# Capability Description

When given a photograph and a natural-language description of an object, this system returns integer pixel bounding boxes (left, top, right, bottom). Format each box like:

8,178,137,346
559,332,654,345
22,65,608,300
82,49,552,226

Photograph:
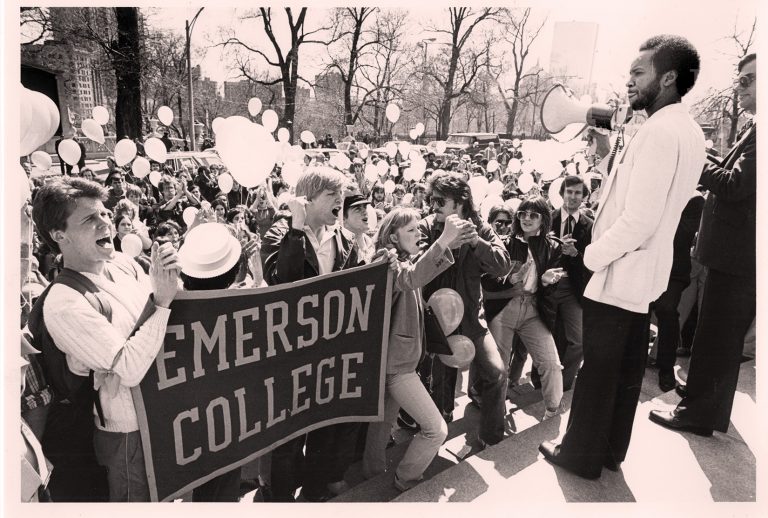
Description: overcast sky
143,0,758,105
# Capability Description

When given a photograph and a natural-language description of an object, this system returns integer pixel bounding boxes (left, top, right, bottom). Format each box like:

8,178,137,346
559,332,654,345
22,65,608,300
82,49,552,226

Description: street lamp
186,7,204,151
417,38,436,141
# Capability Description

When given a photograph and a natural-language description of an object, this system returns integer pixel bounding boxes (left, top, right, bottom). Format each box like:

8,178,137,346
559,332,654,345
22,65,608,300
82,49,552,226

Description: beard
630,80,661,112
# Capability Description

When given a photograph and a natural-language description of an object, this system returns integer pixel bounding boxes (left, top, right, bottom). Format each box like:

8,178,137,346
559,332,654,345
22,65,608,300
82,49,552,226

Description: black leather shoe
603,456,621,472
538,441,601,480
675,383,688,398
648,410,713,437
659,370,676,392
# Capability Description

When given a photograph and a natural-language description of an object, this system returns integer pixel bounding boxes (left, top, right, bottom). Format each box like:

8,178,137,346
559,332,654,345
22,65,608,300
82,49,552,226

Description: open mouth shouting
96,235,114,250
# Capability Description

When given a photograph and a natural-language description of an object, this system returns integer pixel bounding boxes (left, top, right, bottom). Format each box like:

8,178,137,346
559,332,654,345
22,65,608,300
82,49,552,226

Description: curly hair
639,34,700,96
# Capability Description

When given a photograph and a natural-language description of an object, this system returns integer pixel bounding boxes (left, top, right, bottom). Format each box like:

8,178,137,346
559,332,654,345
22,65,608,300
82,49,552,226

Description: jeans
363,372,447,483
548,280,583,390
427,332,506,444
488,295,563,411
93,429,150,502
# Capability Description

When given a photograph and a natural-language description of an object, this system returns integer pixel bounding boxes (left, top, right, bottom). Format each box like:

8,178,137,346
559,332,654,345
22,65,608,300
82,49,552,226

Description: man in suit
649,53,756,436
538,35,705,479
549,175,593,390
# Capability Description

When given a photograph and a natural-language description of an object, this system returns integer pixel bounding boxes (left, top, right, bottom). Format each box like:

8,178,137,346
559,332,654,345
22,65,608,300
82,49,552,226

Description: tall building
314,71,344,102
549,21,599,96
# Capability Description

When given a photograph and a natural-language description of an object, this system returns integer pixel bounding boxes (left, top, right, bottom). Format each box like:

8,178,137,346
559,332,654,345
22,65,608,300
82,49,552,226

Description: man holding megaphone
538,35,705,479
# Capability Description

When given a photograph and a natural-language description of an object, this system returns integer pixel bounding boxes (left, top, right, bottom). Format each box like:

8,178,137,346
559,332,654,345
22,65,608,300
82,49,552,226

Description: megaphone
541,84,632,140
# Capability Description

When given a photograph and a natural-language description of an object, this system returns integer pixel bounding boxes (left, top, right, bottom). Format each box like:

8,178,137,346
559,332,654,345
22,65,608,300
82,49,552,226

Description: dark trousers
269,422,360,501
651,279,688,373
677,269,756,431
192,467,242,502
558,298,650,475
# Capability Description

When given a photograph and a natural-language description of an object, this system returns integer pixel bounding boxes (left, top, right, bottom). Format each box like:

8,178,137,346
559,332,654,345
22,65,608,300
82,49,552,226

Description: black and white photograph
6,0,762,515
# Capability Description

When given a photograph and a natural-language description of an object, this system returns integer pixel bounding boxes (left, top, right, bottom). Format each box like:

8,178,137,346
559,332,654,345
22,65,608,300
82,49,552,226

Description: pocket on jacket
604,249,654,306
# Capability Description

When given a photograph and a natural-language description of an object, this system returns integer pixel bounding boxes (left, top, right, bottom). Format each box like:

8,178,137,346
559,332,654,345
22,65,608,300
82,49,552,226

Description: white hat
179,223,242,279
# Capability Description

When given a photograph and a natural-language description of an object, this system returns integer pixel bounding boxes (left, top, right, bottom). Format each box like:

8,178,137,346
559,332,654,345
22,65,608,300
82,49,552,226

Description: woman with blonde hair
363,206,475,491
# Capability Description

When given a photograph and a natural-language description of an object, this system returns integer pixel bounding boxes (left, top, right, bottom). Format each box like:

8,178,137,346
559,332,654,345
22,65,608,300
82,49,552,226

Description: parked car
165,151,224,172
444,132,501,154
337,141,369,153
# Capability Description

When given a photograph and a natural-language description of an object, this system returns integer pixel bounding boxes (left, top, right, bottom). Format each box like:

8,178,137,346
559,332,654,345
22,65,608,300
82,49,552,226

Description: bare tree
692,17,756,152
424,7,501,139
20,7,51,46
219,8,328,142
490,8,547,135
324,7,380,127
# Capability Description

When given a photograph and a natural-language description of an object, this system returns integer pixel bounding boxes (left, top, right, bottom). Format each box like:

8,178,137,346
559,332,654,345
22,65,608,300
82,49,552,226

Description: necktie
565,215,574,236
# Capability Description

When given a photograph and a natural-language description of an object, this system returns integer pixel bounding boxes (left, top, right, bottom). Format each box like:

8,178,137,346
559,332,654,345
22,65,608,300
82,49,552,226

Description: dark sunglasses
493,219,513,228
429,196,447,208
734,73,755,89
516,211,542,221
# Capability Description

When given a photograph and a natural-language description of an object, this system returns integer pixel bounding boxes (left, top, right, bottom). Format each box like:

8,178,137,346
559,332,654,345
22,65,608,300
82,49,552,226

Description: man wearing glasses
649,53,756,436
538,35,706,479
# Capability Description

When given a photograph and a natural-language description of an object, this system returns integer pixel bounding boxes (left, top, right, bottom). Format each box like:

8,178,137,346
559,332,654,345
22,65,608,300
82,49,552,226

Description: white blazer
583,103,705,313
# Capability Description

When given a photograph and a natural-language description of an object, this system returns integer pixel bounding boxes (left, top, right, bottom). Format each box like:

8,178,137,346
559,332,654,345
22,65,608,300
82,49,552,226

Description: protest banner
132,262,392,501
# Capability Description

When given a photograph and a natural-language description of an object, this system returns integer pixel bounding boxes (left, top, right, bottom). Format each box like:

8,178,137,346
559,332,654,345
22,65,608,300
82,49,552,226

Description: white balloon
157,106,174,126
58,139,81,166
540,159,564,182
467,175,489,202
218,172,233,193
705,139,714,149
30,151,52,170
144,137,168,164
435,141,447,154
132,157,150,178
121,234,143,258
398,142,412,157
565,162,577,176
415,122,425,136
408,149,422,162
248,97,263,117
520,161,534,175
481,195,504,222
507,158,522,174
276,192,292,208
149,170,162,187
487,159,499,173
507,197,522,211
385,142,398,158
487,180,504,198
277,127,290,143
359,148,369,159
92,106,109,125
289,144,306,163
261,110,279,132
81,119,105,144
548,178,565,210
300,130,315,144
114,139,138,167
281,161,303,187
182,206,199,227
212,117,226,135
512,138,521,148
385,103,400,123
383,179,396,194
216,118,277,188
364,161,379,182
389,164,400,177
518,172,535,193
20,87,60,156
377,160,390,177
409,129,418,140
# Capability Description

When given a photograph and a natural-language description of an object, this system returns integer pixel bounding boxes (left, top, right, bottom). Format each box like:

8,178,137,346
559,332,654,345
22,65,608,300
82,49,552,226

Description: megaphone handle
604,129,624,176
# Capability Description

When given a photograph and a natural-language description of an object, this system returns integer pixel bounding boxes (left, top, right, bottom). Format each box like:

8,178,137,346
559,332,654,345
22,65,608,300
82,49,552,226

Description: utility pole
186,7,204,151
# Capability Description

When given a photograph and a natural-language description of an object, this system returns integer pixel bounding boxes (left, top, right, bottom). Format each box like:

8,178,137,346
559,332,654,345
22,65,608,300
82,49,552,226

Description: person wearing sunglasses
417,171,512,448
650,53,756,438
482,196,565,420
488,205,514,237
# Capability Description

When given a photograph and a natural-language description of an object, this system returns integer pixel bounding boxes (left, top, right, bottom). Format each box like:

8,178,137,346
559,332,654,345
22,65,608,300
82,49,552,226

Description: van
444,132,500,154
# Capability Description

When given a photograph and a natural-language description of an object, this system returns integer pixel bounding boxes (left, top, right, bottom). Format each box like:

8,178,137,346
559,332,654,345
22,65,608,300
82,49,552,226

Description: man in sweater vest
32,177,180,501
